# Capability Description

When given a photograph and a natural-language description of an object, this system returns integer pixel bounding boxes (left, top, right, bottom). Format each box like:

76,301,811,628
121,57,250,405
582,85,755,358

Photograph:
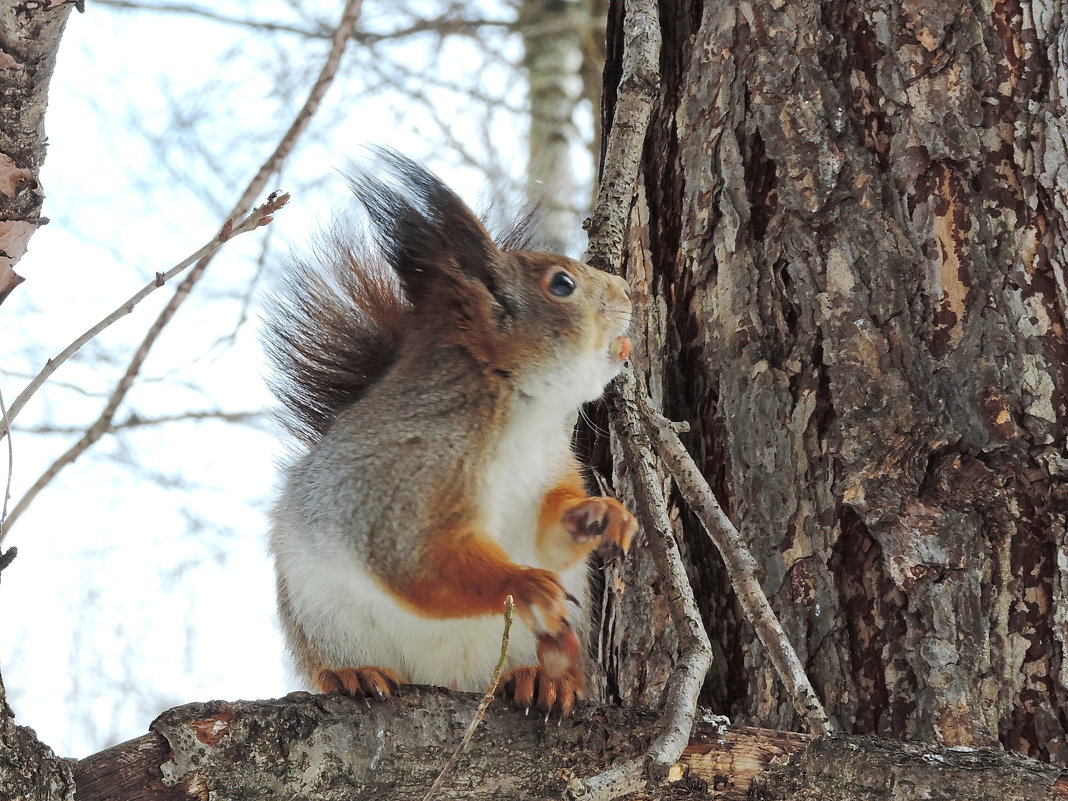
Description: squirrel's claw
316,666,401,699
498,665,582,719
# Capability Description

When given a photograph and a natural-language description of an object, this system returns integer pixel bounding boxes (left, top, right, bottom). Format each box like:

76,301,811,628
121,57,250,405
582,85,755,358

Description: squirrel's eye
548,271,576,297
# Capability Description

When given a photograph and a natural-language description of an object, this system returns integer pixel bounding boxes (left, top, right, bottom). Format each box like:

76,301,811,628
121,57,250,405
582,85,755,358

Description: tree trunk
0,0,76,305
599,0,1068,761
521,0,587,251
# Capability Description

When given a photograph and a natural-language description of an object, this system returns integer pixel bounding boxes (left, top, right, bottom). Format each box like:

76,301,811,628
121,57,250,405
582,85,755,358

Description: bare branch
0,0,364,540
583,0,661,277
94,0,331,37
578,0,703,795
95,0,523,45
0,369,103,393
0,384,12,539
632,376,835,737
1,195,287,437
608,379,713,782
14,409,264,436
70,688,1062,800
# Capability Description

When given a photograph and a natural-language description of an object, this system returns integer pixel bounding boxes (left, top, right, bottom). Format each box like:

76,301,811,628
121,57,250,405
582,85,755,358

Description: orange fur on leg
390,530,571,636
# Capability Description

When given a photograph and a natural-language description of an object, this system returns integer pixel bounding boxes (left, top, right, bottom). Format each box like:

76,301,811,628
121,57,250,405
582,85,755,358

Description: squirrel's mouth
608,335,632,362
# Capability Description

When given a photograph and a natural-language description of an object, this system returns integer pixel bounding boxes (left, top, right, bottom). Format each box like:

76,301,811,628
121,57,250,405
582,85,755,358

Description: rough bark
0,671,75,801
0,0,76,305
599,0,1068,761
747,734,1065,801
66,689,1066,801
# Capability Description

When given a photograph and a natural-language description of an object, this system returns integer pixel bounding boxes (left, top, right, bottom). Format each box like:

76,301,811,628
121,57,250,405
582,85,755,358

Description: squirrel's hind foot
497,665,583,719
316,666,401,699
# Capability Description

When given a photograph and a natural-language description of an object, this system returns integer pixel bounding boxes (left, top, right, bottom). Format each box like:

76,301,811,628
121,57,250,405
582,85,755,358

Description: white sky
0,0,562,757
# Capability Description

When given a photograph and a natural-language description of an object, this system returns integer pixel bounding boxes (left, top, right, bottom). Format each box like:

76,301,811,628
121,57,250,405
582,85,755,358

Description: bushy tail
263,229,410,446
264,150,534,446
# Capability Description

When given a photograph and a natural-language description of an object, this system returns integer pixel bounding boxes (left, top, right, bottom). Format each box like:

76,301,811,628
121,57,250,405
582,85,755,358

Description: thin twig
0,546,15,583
631,376,835,736
0,0,364,542
15,409,264,436
1,196,286,436
422,595,515,801
95,0,520,43
95,0,332,37
0,384,12,539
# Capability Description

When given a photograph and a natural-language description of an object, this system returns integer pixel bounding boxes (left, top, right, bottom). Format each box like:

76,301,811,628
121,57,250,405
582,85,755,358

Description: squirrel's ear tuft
347,149,513,316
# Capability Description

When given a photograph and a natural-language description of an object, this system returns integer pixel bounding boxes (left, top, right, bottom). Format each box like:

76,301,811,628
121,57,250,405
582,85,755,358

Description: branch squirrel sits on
264,150,636,716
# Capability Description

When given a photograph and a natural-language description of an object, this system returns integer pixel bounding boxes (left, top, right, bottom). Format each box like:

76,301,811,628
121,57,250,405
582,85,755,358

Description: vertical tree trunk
0,0,76,304
600,0,1068,761
521,0,587,251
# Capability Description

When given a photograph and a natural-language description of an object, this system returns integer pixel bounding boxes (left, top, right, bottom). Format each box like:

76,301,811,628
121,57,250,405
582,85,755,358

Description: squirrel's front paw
498,660,584,719
316,666,400,698
509,567,572,637
562,497,637,553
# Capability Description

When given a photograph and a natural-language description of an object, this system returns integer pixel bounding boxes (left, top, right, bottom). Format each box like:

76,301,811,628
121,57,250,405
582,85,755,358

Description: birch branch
583,0,661,277
564,392,714,801
610,386,714,770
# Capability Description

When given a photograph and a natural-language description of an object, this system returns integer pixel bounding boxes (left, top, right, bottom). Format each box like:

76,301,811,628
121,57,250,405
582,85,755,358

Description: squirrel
264,150,637,717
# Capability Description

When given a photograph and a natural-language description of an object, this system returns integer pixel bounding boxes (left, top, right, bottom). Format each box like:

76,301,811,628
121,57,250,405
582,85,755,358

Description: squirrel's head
494,250,632,408
349,150,632,409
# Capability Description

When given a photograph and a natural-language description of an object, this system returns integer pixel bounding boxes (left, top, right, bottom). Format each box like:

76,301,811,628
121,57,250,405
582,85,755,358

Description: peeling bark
0,0,76,304
600,0,1068,761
